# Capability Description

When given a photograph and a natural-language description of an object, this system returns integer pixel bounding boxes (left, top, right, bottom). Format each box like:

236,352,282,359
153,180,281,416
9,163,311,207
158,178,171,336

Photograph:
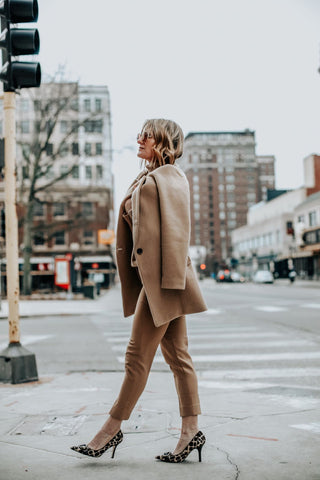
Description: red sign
54,258,70,290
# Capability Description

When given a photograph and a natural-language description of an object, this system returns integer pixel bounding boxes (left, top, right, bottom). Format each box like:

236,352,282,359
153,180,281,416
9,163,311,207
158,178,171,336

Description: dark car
216,269,232,282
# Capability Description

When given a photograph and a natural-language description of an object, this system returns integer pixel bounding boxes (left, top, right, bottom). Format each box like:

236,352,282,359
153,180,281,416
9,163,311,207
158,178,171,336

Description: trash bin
82,284,96,299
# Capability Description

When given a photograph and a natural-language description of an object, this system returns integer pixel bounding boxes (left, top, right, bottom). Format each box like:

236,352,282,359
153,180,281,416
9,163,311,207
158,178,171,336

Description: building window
84,98,91,112
94,119,103,133
34,202,44,217
46,143,53,156
22,166,29,179
96,165,103,179
45,166,54,179
20,99,29,111
83,230,94,245
82,202,93,217
95,142,102,155
60,165,69,176
85,166,92,179
34,231,45,246
71,120,79,132
59,142,68,157
54,231,65,246
309,211,317,226
20,120,30,134
84,143,92,156
95,98,102,112
60,120,68,133
71,142,78,155
298,215,305,223
72,165,79,179
53,202,65,217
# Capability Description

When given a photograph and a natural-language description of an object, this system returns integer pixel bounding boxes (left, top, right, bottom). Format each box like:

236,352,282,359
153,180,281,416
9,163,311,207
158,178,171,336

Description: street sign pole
0,91,38,384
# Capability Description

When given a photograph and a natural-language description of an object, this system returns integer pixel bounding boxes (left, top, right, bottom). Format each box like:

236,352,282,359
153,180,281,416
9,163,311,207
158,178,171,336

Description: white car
253,270,274,284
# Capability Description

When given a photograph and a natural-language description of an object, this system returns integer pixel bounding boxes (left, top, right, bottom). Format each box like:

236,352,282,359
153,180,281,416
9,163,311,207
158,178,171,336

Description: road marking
204,308,222,315
123,351,320,363
302,303,320,309
198,380,276,389
111,339,314,353
0,334,53,350
290,423,320,434
255,306,288,312
200,367,320,379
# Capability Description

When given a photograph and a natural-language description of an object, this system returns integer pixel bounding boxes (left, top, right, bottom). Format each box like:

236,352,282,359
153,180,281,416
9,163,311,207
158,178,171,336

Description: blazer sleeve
153,169,190,290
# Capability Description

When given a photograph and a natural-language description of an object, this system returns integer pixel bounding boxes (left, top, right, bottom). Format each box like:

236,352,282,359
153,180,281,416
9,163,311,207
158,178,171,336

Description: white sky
37,0,320,211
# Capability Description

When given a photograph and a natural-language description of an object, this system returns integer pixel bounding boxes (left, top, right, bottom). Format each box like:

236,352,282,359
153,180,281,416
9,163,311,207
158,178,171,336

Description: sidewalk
1,370,320,479
0,290,111,319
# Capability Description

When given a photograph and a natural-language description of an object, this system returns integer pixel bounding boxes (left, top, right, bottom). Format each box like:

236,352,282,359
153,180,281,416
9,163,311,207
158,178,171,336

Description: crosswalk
103,315,320,394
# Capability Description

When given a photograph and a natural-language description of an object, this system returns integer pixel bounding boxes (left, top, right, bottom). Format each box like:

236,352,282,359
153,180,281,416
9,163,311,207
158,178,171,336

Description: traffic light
0,0,41,91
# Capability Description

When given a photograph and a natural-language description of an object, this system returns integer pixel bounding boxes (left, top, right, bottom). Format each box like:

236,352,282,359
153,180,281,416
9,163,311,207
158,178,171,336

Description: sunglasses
137,131,154,142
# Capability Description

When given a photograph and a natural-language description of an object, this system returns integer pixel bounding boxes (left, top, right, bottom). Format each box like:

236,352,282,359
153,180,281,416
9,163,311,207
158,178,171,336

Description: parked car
253,270,274,284
216,269,232,282
230,271,245,283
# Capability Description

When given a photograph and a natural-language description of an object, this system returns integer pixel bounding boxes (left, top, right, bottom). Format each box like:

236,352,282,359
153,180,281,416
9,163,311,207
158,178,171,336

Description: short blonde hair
141,118,184,169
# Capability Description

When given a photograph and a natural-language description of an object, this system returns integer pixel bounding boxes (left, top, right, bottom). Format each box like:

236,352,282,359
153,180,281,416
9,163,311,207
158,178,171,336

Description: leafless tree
17,76,99,295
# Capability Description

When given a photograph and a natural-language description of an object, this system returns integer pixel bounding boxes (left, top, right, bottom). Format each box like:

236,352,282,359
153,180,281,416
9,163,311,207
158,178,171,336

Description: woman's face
137,129,156,162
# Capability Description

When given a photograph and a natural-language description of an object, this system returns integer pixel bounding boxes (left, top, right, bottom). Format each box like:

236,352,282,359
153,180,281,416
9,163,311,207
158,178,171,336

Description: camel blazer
116,164,207,327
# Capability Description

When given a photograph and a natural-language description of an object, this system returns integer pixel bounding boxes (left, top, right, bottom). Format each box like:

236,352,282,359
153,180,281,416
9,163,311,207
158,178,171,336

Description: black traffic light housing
0,0,41,91
0,207,5,239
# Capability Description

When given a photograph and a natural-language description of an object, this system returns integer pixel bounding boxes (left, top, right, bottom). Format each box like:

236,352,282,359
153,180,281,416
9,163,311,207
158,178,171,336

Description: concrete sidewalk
1,369,320,479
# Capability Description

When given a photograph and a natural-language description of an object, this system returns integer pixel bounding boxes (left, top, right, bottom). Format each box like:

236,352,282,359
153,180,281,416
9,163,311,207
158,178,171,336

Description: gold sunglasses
137,131,154,142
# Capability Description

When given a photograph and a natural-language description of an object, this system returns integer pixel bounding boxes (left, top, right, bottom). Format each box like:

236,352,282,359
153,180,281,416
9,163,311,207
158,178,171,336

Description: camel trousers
109,287,201,420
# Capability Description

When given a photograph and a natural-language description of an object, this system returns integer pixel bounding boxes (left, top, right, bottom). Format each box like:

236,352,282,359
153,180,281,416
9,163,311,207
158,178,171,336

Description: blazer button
137,248,143,255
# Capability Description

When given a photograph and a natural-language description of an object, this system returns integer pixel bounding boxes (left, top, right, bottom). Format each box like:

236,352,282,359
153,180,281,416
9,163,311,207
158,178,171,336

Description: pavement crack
213,444,240,479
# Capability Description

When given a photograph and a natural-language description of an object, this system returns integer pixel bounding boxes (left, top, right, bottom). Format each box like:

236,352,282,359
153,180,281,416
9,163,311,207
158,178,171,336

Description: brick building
0,82,115,293
178,130,275,272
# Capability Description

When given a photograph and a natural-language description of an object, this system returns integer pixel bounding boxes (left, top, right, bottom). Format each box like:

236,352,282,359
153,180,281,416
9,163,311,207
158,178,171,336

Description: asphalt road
1,280,319,395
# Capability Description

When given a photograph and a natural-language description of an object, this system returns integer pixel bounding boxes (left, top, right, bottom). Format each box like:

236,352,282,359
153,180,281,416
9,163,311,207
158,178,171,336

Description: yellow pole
3,91,20,344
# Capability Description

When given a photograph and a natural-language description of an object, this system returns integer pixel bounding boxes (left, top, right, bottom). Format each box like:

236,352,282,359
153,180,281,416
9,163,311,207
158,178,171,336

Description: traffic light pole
4,91,19,341
0,91,38,384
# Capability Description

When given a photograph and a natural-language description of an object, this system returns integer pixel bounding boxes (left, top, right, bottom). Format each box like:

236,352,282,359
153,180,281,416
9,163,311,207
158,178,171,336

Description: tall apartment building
0,82,114,292
178,130,275,270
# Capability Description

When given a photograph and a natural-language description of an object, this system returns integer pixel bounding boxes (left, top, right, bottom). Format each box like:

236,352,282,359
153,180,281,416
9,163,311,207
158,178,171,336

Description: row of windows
236,230,281,252
16,97,103,114
34,202,95,217
23,164,104,181
14,119,104,135
34,229,95,246
43,142,103,157
298,211,318,227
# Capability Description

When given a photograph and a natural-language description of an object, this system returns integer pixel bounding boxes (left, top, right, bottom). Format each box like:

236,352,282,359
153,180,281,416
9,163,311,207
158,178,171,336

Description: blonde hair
141,118,184,170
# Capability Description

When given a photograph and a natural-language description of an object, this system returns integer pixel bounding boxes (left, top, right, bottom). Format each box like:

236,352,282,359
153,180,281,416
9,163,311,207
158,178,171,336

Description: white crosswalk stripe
105,315,320,393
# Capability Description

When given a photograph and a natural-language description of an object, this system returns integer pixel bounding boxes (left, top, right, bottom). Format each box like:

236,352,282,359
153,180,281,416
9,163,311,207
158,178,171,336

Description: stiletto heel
111,444,118,459
156,430,206,463
70,430,123,458
197,443,203,462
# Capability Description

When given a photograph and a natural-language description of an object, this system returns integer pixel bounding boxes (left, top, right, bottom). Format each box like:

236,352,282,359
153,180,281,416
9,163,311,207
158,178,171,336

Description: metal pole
3,91,20,343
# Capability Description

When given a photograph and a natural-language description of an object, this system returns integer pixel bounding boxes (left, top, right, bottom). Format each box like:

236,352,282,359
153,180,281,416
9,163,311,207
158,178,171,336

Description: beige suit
116,164,207,326
109,164,206,421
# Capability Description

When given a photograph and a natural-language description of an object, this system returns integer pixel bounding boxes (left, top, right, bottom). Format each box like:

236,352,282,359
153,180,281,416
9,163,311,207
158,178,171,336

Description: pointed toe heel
70,430,123,459
156,431,206,463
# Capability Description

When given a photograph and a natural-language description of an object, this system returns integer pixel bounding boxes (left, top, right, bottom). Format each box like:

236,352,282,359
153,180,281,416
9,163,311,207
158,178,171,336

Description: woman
71,119,207,463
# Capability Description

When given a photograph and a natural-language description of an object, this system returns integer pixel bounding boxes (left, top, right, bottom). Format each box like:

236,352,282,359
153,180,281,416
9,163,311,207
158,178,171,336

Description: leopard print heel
156,430,206,463
70,430,123,458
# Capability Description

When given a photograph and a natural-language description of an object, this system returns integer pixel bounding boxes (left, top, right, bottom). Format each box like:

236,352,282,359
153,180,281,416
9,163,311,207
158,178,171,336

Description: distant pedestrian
288,269,296,284
71,119,207,463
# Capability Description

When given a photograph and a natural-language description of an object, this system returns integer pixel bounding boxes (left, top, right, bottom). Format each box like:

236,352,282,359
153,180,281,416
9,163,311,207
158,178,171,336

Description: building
178,130,275,271
232,154,320,279
0,82,115,294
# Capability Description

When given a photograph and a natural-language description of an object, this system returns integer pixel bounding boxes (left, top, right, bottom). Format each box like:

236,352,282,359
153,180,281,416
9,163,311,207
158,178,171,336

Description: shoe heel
111,444,118,459
197,444,203,462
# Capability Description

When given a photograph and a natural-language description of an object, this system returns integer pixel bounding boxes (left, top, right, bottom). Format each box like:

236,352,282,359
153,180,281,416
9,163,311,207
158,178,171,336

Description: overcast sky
37,0,320,210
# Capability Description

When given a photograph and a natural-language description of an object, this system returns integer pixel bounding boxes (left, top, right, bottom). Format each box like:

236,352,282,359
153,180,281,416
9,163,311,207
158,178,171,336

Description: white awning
78,255,113,263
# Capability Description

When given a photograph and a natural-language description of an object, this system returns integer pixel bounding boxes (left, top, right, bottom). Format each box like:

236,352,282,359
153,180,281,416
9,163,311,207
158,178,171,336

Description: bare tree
16,77,100,295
